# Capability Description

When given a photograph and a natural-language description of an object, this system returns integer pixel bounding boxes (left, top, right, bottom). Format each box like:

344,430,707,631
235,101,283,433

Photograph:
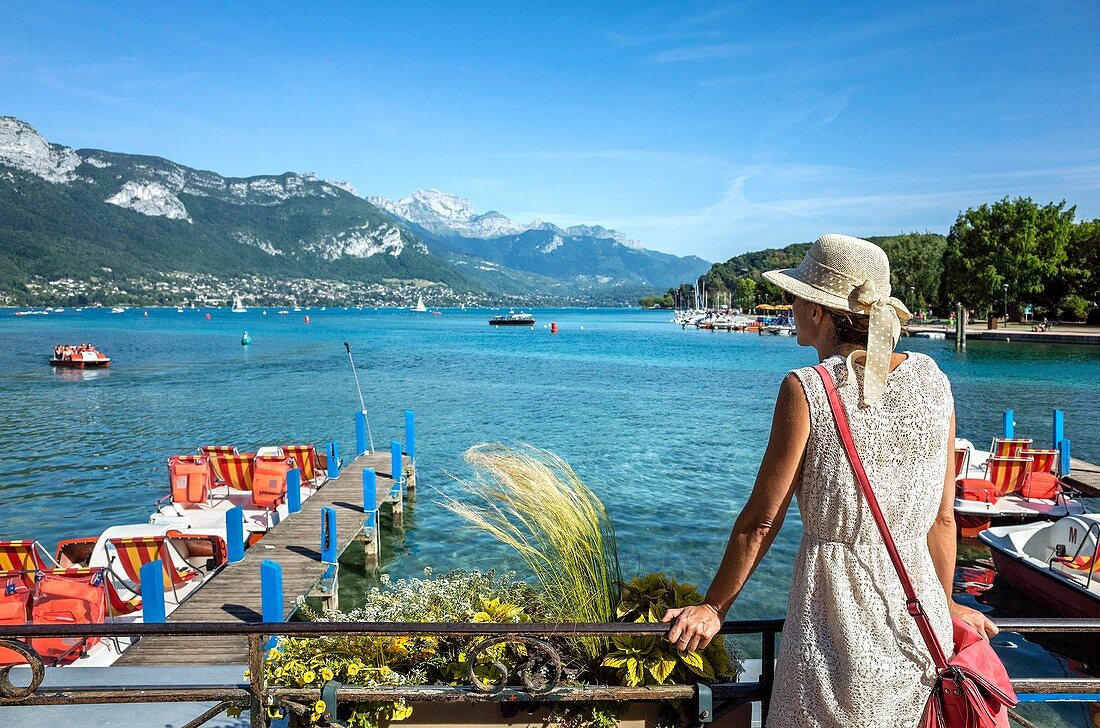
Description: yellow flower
314,700,327,714
347,663,361,677
387,636,410,656
320,667,334,682
300,670,316,685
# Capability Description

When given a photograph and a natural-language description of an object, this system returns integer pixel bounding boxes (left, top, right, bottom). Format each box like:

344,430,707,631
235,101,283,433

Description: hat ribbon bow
845,278,912,408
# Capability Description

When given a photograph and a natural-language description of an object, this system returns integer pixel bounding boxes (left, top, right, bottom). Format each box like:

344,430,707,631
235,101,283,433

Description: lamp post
909,286,915,312
1002,283,1009,328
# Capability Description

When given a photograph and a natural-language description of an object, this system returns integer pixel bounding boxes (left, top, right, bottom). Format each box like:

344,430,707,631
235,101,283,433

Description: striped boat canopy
0,540,56,573
105,536,201,593
282,444,320,483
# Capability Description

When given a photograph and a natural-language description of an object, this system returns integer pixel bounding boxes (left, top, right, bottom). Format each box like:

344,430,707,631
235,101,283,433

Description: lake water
2,307,1098,725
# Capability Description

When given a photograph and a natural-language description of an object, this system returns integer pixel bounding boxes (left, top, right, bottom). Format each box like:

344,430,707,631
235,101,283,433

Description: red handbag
812,364,1018,728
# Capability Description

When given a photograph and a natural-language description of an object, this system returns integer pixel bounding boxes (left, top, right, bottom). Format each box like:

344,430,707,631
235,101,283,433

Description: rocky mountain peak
0,116,82,183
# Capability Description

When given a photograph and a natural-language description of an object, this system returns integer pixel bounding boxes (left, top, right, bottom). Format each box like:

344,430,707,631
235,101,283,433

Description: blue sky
1,1,1098,261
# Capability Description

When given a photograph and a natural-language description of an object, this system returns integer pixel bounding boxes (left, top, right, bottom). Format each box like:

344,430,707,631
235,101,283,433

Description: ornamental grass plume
445,443,622,659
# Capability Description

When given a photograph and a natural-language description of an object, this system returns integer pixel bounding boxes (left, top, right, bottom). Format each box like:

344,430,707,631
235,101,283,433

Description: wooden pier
1066,457,1100,498
115,450,414,666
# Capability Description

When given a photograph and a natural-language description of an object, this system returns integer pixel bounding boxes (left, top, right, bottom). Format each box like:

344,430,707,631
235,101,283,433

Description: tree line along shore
643,197,1099,325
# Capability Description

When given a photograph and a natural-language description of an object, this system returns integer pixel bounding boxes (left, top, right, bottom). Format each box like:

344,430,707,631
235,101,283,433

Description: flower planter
399,700,752,727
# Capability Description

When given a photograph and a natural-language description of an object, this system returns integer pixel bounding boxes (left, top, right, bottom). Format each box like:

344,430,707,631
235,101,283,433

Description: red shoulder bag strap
811,364,951,669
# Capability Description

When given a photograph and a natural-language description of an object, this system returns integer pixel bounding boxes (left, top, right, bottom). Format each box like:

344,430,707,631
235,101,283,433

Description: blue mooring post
1002,409,1014,439
261,560,283,650
1060,439,1072,477
363,468,377,515
287,467,302,514
139,560,166,624
405,410,416,460
226,506,245,563
1053,409,1065,451
362,467,380,567
321,506,337,564
355,411,368,456
391,440,403,493
328,441,340,479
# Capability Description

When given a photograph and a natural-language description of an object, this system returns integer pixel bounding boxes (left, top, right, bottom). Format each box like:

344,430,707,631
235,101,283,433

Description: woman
663,234,998,727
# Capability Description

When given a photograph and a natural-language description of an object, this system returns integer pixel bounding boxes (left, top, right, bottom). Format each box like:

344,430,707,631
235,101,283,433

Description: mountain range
0,116,710,305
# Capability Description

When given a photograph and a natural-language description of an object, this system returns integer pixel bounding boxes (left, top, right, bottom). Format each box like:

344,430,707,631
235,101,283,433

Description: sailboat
231,295,247,313
413,295,427,313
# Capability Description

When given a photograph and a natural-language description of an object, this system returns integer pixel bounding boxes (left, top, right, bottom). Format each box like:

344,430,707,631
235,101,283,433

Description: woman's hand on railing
661,603,724,652
951,602,999,640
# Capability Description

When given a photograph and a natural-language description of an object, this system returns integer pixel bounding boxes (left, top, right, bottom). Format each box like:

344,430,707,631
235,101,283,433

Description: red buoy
205,312,211,320
304,315,311,324
551,322,558,334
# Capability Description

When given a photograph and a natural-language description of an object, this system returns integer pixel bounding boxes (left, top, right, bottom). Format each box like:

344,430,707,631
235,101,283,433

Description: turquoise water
2,307,1098,724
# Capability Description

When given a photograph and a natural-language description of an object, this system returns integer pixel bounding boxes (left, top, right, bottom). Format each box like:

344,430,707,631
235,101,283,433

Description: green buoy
241,331,252,346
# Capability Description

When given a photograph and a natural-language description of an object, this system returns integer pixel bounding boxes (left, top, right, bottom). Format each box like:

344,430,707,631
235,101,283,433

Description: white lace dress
766,353,955,728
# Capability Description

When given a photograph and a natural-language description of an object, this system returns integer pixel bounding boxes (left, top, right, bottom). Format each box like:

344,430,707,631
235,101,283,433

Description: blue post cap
363,468,377,513
261,560,284,623
328,441,340,479
1002,409,1014,439
226,506,246,563
405,410,416,460
391,440,403,488
287,467,302,514
355,411,368,456
139,560,166,624
321,506,338,564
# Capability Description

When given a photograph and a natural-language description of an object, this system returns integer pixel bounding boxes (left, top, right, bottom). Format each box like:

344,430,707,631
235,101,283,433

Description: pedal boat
979,514,1100,618
953,438,1084,537
49,344,110,368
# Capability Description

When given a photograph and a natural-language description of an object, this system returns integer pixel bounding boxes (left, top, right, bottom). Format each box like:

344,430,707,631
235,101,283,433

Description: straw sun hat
763,233,912,407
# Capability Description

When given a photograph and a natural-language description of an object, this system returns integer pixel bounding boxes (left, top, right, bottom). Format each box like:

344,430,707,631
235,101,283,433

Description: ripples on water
1,308,1098,725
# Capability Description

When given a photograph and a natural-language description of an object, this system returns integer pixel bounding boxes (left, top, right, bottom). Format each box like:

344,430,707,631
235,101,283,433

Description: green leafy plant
601,573,740,687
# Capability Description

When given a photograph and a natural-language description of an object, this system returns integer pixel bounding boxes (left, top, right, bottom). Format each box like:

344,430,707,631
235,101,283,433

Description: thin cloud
480,148,727,169
648,42,755,64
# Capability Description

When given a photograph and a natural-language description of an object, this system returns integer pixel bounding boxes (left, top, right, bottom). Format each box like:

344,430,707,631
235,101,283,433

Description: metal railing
1,618,1098,727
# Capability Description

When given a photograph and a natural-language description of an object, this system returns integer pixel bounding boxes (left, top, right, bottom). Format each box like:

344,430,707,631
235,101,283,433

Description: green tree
941,197,1074,318
870,233,946,311
735,277,757,309
1066,219,1099,302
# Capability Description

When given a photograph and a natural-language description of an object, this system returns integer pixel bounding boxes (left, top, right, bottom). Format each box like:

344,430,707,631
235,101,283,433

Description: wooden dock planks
115,451,411,665
1066,457,1100,498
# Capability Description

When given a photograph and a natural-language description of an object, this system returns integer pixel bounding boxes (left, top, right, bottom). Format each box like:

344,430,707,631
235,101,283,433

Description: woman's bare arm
663,373,810,651
927,414,958,597
927,412,998,638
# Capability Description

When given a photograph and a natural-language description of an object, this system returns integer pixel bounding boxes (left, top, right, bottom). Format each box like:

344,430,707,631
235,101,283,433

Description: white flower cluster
315,569,544,623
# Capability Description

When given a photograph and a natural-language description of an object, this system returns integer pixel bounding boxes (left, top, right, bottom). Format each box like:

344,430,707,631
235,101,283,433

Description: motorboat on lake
980,514,1100,618
50,344,110,368
489,310,535,326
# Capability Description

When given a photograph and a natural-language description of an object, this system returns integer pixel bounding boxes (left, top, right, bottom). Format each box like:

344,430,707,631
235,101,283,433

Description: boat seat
29,568,108,665
956,479,997,503
1019,450,1062,500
